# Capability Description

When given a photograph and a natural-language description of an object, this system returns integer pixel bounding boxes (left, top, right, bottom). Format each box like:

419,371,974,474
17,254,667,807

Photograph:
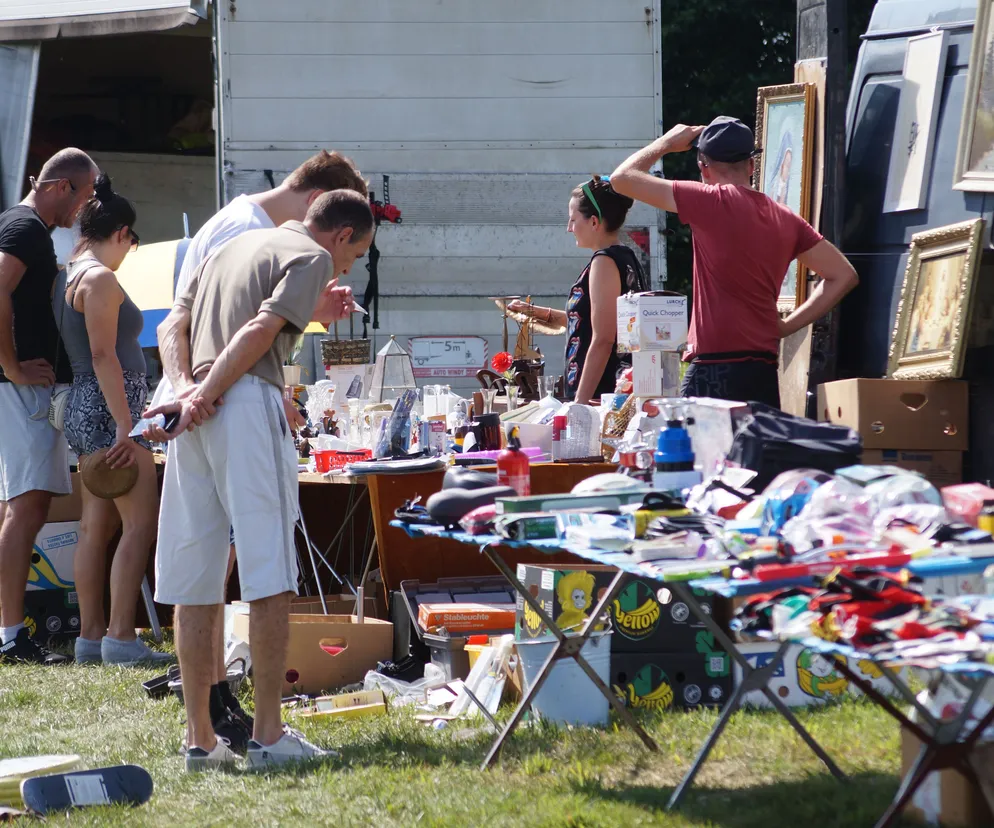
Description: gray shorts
0,383,71,501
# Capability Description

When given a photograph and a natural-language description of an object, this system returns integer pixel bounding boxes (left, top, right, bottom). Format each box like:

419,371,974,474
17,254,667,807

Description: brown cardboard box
861,450,963,487
901,728,993,827
232,597,392,695
817,379,968,450
46,472,82,523
288,594,380,619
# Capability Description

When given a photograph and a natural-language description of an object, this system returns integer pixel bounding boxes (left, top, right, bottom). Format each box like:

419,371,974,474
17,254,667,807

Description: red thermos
497,425,531,496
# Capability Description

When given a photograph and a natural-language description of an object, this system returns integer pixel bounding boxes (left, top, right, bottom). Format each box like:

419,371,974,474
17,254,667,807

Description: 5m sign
408,336,488,378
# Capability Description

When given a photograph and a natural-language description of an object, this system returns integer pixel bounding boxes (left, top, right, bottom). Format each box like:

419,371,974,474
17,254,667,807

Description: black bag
726,402,862,491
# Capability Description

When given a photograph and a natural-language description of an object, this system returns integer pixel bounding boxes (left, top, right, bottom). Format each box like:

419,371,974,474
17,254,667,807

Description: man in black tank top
0,149,97,666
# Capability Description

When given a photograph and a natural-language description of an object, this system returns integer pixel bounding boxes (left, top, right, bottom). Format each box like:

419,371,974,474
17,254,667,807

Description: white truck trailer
0,0,663,388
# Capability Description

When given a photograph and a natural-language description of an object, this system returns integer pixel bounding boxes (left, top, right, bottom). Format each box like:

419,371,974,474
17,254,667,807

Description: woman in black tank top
510,176,648,404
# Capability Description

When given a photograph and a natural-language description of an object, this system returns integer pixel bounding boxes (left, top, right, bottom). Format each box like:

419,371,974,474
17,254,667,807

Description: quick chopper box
513,564,727,653
617,291,688,353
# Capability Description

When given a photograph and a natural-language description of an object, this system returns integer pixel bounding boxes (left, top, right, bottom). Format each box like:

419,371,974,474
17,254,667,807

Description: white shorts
0,383,71,502
154,375,299,605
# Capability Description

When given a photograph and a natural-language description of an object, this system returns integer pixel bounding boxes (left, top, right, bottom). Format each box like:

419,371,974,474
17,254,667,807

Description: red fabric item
670,181,823,359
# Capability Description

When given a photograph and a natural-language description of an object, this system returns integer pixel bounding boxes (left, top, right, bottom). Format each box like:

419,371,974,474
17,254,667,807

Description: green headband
581,182,603,219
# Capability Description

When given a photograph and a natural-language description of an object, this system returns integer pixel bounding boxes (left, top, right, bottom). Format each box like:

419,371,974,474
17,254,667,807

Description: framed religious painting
754,82,817,312
954,0,994,191
887,218,985,380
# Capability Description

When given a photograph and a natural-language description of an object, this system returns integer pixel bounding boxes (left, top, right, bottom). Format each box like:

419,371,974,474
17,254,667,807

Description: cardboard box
417,602,516,634
612,649,732,710
901,728,993,827
617,291,688,353
46,473,82,523
631,350,681,398
288,593,380,619
232,598,392,695
734,642,903,708
23,588,80,644
817,379,968,450
861,449,963,487
513,564,727,652
26,521,79,591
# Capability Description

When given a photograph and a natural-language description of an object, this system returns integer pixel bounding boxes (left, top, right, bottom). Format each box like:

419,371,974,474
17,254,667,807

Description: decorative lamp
369,336,417,403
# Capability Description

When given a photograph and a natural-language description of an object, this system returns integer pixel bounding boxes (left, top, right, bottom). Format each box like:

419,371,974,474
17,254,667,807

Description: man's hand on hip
5,358,55,387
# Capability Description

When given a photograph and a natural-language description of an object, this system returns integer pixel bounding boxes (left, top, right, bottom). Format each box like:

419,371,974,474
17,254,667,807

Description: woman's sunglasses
118,226,140,251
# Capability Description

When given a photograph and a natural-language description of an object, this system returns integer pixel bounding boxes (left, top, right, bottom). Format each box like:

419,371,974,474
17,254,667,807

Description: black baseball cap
696,116,760,163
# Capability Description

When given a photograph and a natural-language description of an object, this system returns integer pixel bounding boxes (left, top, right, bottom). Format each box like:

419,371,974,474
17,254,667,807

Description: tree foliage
659,0,877,294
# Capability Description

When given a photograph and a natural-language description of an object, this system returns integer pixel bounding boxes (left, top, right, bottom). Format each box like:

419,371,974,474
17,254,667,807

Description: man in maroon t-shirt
611,116,857,408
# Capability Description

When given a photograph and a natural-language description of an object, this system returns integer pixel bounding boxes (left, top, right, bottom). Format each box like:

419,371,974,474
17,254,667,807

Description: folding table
391,522,660,768
673,550,994,810
393,520,994,811
785,637,994,828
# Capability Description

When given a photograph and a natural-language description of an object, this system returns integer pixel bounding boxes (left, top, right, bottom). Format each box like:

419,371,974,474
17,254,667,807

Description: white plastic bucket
515,631,612,726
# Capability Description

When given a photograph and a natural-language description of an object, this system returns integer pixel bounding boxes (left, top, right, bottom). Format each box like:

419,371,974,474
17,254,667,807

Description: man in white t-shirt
153,150,368,751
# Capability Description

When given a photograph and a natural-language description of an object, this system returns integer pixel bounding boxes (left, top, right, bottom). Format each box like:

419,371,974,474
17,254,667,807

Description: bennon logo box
513,564,728,653
611,641,732,711
616,291,688,354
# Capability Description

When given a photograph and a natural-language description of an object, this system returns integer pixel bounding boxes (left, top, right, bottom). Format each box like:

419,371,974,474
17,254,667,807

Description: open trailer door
0,43,38,210
0,2,208,210
0,1,206,40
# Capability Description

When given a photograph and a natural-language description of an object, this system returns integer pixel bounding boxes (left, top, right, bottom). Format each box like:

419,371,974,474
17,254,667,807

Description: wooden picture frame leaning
887,218,986,380
753,82,817,313
954,0,994,192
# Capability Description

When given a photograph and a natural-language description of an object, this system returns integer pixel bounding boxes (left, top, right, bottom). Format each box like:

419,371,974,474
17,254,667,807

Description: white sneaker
185,737,239,772
245,727,338,769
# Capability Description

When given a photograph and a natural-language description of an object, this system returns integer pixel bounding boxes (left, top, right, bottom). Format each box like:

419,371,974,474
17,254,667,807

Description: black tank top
564,244,648,401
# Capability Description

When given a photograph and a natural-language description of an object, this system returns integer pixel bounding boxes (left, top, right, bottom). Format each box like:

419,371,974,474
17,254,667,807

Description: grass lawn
0,655,918,827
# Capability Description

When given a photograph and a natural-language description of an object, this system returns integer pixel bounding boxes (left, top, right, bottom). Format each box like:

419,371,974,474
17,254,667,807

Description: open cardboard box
232,596,392,695
817,379,968,450
901,728,993,826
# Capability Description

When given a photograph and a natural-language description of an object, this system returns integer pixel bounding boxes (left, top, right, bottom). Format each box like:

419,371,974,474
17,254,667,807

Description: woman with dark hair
54,174,171,666
509,176,648,404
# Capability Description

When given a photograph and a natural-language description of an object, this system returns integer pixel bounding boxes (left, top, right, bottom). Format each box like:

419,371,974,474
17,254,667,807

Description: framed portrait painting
887,218,985,380
754,83,817,312
954,0,994,191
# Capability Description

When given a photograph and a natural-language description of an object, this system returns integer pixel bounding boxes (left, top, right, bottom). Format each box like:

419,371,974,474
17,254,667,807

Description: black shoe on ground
0,629,71,665
214,712,252,756
227,702,255,734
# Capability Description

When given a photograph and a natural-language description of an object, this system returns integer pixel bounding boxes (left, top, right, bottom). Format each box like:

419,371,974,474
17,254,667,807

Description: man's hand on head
661,124,705,153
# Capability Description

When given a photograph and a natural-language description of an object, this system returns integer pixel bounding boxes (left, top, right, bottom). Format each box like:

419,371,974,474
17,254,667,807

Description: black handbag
726,402,862,491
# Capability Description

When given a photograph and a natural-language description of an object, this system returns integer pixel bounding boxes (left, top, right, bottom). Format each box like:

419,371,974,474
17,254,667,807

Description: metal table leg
831,659,994,828
665,582,846,810
478,543,659,769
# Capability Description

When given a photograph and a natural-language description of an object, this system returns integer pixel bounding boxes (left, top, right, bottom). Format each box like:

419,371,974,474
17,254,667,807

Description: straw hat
79,447,139,499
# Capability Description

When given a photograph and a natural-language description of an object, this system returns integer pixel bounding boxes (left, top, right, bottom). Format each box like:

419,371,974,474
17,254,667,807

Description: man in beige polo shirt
145,189,373,771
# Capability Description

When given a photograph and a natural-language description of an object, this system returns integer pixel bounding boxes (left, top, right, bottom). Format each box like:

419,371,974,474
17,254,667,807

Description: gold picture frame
754,82,817,313
954,0,994,191
887,218,985,380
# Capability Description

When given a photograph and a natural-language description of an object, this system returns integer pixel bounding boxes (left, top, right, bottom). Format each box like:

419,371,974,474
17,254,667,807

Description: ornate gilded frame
887,218,985,380
953,0,994,191
753,83,817,312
